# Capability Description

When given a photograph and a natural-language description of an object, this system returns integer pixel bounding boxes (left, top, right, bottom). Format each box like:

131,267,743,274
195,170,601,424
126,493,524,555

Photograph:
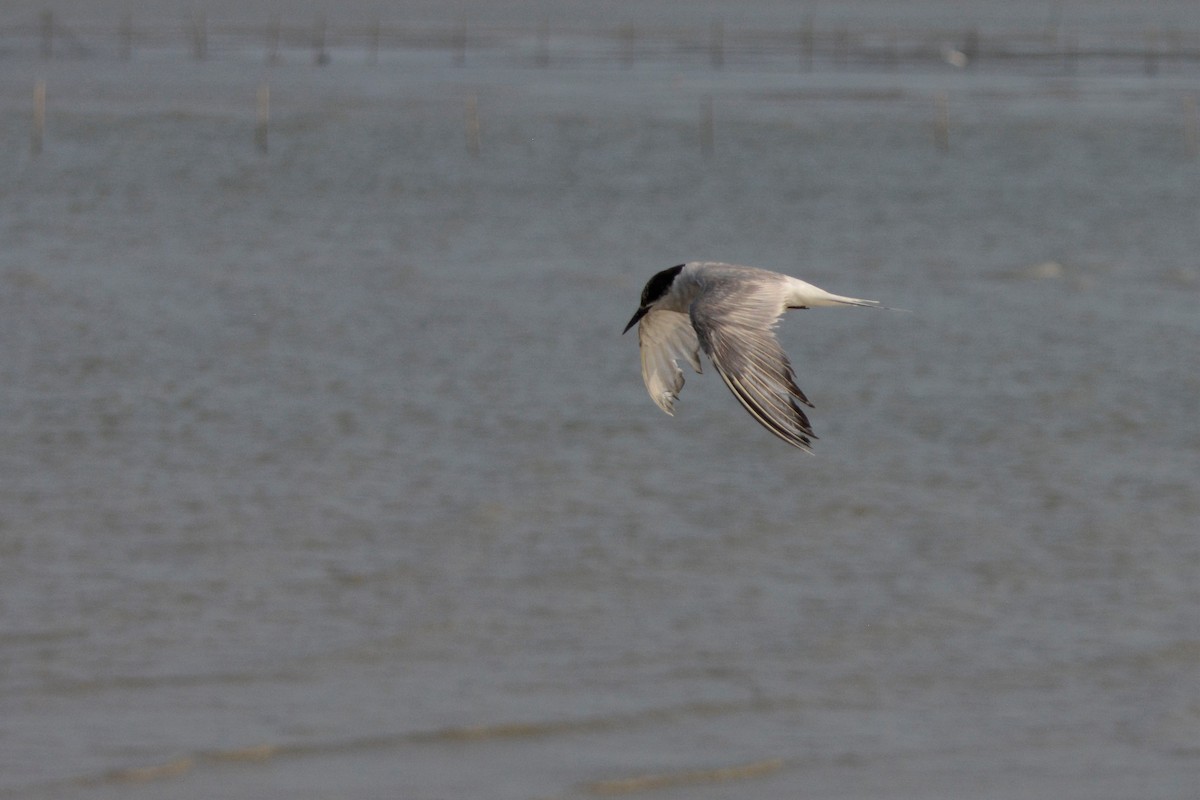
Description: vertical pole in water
1144,30,1158,77
1062,33,1077,75
798,16,814,71
314,16,329,65
700,95,714,159
934,91,950,153
465,94,481,157
883,30,897,71
619,24,635,69
962,28,980,67
120,13,133,61
40,10,53,59
32,79,46,156
367,19,380,65
453,20,467,66
536,20,550,68
191,13,207,61
710,20,724,70
267,15,281,64
1043,2,1062,47
834,28,848,69
256,83,270,155
1185,95,1199,158
1168,30,1184,71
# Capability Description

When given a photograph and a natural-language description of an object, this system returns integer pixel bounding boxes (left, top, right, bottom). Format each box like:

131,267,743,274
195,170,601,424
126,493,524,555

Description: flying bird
623,262,881,452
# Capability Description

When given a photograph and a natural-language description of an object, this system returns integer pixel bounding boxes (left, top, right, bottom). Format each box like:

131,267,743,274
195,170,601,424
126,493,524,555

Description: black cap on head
623,264,685,334
640,264,685,306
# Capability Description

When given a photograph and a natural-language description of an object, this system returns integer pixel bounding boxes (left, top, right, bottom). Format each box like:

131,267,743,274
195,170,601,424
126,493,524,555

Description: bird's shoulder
688,265,788,328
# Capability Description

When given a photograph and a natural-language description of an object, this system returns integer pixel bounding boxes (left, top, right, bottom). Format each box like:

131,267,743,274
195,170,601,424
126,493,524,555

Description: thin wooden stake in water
1043,1,1062,46
1185,95,1199,158
465,94,481,157
934,91,950,152
367,19,380,65
834,28,849,68
1144,30,1158,77
119,14,133,61
266,15,281,64
798,16,814,71
1062,32,1077,75
256,84,270,155
700,95,714,158
962,28,980,66
453,20,467,67
32,80,46,156
314,16,329,65
883,30,898,71
40,11,53,59
536,20,550,68
710,21,724,70
619,24,635,69
191,13,207,61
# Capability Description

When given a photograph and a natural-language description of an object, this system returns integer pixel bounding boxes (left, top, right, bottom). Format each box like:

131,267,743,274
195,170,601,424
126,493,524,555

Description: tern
623,262,881,452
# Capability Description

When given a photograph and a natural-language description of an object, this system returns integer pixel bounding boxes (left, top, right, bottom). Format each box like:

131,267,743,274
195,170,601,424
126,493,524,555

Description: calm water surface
1,5,1199,798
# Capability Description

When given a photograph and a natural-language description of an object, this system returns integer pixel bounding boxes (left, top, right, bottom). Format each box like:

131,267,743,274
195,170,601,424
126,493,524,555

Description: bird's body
623,262,881,452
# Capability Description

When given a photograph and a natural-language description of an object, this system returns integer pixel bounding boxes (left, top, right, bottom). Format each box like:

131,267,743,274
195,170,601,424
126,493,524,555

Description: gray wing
690,279,816,451
637,309,703,415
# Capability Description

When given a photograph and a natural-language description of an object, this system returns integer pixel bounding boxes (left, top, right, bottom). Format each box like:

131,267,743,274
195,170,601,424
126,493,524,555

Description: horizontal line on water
584,757,786,795
67,696,800,790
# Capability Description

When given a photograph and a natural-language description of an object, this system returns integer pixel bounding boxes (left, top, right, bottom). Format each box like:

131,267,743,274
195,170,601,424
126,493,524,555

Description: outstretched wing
637,309,703,415
690,277,817,451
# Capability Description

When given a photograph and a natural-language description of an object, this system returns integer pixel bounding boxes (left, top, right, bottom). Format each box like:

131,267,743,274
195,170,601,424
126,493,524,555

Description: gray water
2,3,1199,798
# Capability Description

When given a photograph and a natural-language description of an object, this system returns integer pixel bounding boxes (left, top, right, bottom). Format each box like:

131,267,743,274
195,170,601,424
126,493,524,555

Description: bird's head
622,264,685,334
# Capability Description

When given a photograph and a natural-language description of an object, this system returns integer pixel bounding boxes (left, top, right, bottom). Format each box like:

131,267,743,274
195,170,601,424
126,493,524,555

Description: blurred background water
1,2,1198,798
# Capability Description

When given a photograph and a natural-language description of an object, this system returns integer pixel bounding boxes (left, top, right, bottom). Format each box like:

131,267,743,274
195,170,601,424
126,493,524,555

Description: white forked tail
784,277,881,309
